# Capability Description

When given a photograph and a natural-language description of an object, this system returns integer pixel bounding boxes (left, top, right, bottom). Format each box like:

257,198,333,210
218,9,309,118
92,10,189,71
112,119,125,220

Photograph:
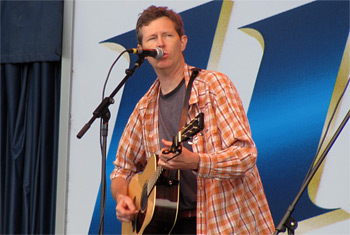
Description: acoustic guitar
122,113,204,234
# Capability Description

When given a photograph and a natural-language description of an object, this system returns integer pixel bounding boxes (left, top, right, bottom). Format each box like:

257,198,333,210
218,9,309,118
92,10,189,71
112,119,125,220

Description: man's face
138,16,187,71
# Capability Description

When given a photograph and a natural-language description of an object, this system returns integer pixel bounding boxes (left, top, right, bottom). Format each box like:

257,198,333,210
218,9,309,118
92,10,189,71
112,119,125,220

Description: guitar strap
163,67,201,180
178,68,201,131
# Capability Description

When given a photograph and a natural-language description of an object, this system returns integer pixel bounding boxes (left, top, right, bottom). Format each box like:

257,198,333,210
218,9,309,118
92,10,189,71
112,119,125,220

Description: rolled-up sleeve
110,107,147,182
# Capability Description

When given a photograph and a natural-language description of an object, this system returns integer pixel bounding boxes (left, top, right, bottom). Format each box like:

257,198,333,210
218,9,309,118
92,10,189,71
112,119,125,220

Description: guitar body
122,154,180,235
122,113,204,234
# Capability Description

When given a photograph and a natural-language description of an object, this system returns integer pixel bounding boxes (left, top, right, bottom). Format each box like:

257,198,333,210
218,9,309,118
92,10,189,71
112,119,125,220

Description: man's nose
156,36,165,48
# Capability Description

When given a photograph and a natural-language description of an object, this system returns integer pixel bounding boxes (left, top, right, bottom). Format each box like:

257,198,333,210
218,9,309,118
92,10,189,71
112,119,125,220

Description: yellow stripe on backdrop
306,34,350,230
207,0,233,71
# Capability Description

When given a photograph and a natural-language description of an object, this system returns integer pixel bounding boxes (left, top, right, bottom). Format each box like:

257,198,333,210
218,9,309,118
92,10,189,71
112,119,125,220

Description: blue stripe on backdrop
244,0,349,225
89,1,223,234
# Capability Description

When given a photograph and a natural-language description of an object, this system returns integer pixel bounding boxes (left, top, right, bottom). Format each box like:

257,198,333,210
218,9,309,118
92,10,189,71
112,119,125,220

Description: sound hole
141,182,148,212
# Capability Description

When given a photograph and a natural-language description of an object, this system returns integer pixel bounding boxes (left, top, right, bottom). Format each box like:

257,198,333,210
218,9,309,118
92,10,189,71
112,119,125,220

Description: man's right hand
115,194,138,223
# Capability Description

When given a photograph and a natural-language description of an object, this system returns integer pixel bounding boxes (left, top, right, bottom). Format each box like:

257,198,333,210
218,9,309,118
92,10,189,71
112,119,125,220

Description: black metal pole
76,56,145,234
274,110,350,234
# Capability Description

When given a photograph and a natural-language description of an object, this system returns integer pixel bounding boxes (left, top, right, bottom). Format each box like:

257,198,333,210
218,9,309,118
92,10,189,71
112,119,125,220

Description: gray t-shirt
158,78,197,210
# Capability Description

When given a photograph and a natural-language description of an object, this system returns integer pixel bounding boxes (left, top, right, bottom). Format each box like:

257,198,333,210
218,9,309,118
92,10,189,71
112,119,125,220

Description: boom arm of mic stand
273,110,350,235
77,57,145,139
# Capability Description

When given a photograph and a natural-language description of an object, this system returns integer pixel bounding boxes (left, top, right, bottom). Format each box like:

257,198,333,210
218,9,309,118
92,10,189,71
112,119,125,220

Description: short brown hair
136,6,184,45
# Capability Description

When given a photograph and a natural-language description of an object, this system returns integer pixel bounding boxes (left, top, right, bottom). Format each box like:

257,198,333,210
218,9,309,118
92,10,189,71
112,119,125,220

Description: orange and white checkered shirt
111,64,275,234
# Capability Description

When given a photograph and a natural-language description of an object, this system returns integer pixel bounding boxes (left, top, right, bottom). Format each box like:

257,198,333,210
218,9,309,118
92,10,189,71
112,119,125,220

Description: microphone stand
77,56,145,234
273,109,350,235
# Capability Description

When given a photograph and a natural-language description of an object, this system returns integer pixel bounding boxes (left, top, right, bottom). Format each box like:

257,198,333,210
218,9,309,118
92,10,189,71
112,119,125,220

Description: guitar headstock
179,112,204,143
162,113,204,155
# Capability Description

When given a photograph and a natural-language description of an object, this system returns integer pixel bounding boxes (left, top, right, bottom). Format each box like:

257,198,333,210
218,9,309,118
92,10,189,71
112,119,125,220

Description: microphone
127,47,164,60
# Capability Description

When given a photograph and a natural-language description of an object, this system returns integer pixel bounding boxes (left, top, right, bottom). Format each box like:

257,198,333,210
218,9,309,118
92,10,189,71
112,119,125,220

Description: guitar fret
147,166,163,196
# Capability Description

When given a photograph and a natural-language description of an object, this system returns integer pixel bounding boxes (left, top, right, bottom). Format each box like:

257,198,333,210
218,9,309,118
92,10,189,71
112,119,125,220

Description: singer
110,5,275,234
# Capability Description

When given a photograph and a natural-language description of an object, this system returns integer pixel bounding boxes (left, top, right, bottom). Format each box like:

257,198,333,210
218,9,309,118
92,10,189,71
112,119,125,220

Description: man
110,5,275,234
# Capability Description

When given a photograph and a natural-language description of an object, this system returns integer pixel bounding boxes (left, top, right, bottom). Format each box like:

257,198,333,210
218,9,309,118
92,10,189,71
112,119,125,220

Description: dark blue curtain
0,62,61,234
0,1,63,234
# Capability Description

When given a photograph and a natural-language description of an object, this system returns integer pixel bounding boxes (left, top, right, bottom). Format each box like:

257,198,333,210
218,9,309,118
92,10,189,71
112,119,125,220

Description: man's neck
157,62,185,95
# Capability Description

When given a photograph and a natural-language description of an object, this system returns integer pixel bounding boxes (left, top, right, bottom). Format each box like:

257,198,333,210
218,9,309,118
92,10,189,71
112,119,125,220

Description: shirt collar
139,63,200,111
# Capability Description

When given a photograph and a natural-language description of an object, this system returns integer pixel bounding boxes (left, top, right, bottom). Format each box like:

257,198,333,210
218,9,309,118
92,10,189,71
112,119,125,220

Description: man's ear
137,44,142,50
180,35,188,52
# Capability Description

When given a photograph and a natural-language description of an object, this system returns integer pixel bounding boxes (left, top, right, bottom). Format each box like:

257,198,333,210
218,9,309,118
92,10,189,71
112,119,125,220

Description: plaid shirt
111,64,275,234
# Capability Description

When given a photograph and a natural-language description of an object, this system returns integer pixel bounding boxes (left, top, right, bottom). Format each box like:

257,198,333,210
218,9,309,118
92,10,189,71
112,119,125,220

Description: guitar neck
147,165,164,196
146,113,204,197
